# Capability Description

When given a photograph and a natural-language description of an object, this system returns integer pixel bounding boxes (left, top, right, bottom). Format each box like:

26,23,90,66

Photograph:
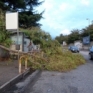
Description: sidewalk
0,60,19,86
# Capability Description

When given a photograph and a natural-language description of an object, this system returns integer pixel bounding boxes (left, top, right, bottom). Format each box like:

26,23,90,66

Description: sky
36,0,93,38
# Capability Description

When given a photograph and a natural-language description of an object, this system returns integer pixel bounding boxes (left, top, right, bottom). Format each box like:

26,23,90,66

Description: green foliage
0,9,12,47
44,47,85,72
55,23,93,44
81,24,93,41
22,27,52,48
67,29,80,44
55,29,80,44
55,34,68,44
0,0,25,11
25,47,85,72
19,11,43,28
0,9,5,26
0,30,12,47
20,27,85,72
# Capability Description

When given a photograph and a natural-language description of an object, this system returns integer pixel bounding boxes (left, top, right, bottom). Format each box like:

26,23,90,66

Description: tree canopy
0,0,43,28
55,23,93,44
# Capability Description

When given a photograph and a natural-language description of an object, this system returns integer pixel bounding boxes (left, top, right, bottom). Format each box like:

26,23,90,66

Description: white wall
74,41,82,49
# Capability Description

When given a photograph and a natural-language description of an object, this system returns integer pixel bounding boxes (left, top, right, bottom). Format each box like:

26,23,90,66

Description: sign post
6,12,21,73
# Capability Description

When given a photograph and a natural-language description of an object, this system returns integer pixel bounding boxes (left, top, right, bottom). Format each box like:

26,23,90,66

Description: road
24,51,93,93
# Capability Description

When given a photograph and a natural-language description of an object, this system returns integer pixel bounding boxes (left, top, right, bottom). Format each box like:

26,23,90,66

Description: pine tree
0,0,43,28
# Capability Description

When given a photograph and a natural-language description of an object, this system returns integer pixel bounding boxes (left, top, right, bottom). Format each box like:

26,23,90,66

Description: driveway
24,51,93,93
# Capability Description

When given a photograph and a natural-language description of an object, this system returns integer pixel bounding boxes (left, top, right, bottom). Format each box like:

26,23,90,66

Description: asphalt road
24,51,93,93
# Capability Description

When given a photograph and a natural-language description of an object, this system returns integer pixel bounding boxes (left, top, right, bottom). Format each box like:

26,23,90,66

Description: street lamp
86,18,90,36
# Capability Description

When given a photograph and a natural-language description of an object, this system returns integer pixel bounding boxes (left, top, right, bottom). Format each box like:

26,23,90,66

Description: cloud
39,0,56,11
59,2,74,12
43,1,53,10
81,0,90,6
37,0,93,38
60,29,71,35
59,3,69,11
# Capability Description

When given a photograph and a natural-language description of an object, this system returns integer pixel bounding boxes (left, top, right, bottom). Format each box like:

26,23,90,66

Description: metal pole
17,28,20,68
86,18,91,48
86,18,90,35
16,12,20,74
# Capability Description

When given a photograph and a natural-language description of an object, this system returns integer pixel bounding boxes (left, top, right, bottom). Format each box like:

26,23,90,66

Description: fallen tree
0,44,86,72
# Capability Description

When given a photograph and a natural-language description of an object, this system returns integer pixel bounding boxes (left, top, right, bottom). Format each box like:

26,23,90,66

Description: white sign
6,12,18,30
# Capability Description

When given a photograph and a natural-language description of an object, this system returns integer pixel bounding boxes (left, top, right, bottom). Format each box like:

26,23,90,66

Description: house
10,31,30,52
10,31,40,53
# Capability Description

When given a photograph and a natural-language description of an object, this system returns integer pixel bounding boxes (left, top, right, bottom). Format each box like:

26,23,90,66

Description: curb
0,69,42,93
15,70,42,93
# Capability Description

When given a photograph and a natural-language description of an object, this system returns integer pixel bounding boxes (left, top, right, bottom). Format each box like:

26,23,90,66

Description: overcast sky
36,0,93,38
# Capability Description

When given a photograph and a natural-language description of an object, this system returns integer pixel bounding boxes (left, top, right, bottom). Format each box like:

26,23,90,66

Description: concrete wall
74,41,83,49
0,47,9,58
10,44,23,52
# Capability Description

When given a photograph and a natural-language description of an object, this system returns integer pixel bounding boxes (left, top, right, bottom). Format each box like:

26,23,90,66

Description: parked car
68,46,79,53
89,46,93,60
